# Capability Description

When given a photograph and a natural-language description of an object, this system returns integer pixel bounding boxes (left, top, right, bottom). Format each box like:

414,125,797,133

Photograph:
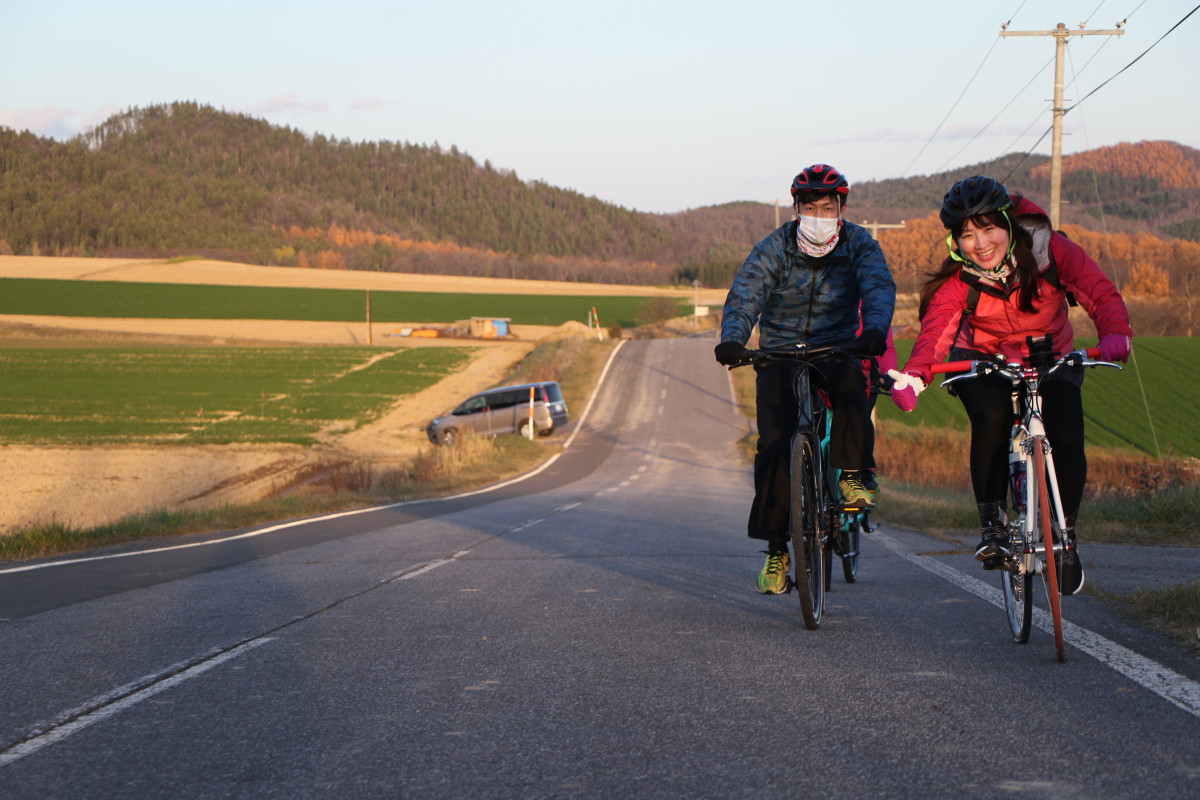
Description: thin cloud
0,106,79,138
813,124,1040,146
347,96,399,113
243,94,330,115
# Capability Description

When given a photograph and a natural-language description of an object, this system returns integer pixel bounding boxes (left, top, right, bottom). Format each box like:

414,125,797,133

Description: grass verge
1099,582,1200,656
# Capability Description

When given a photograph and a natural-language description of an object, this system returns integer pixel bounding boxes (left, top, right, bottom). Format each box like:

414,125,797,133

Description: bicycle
731,344,870,629
932,347,1120,662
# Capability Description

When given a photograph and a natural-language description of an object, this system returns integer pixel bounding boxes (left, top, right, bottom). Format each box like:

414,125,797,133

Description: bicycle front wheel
790,434,824,629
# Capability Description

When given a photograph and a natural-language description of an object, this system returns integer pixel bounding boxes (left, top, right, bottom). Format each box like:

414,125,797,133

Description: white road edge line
0,637,275,768
873,531,1200,719
0,340,629,576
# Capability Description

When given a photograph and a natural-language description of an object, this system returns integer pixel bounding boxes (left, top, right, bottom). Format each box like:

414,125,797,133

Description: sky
3,0,1198,214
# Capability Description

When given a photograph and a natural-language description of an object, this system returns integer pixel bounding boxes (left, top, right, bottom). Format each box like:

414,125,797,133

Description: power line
1065,3,1200,113
931,54,1054,175
900,1,1030,178
1063,48,1160,457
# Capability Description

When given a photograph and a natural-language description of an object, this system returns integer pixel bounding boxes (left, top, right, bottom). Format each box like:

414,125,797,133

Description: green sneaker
757,550,791,594
838,473,874,506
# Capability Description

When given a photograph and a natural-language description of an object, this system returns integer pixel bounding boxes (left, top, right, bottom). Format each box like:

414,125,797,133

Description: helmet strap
1001,208,1017,264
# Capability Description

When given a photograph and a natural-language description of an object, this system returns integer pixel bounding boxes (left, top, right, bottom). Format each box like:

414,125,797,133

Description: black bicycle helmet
790,164,850,201
939,175,1013,228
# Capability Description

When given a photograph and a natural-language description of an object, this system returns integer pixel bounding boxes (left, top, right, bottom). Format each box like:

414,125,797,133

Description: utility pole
1000,21,1124,229
861,220,906,239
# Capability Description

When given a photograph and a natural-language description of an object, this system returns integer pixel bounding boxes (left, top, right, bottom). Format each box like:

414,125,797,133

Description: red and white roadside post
527,386,536,440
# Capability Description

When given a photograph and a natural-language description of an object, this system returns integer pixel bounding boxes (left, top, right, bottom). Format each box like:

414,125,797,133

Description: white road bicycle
934,348,1120,662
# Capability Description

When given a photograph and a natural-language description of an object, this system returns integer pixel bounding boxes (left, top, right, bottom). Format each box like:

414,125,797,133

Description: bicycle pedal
981,555,1007,571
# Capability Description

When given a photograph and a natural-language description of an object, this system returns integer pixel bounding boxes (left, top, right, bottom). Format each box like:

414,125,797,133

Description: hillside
1,102,1198,301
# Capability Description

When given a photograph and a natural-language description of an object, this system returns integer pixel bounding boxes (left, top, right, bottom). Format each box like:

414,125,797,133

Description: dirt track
0,256,674,535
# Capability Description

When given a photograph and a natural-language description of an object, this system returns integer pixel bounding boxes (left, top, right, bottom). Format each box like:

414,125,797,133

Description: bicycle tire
1002,462,1033,643
823,540,833,593
1000,547,1032,643
842,516,860,584
790,434,824,629
1033,447,1066,662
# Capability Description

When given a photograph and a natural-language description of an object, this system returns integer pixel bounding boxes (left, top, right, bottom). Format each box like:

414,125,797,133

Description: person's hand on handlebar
1098,334,1132,363
887,369,926,412
714,341,750,366
855,330,887,357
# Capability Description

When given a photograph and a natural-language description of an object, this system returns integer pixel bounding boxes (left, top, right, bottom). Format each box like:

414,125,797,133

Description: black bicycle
731,344,866,629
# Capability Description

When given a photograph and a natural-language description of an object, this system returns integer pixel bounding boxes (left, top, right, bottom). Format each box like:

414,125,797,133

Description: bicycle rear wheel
1032,447,1066,662
790,434,824,629
1000,544,1032,643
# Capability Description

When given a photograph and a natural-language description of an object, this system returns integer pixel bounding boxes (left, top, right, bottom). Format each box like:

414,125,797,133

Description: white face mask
798,214,840,246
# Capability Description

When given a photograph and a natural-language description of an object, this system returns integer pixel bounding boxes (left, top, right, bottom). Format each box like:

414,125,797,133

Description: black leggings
748,358,873,541
954,370,1086,520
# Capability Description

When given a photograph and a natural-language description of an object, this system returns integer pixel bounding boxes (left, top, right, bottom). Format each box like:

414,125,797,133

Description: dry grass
1103,581,1200,655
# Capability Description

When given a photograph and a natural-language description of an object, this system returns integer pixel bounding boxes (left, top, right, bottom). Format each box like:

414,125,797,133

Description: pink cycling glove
888,370,926,413
1098,334,1132,363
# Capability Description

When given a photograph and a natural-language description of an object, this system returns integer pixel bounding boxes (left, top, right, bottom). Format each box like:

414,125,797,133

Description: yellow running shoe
757,550,791,594
838,473,874,506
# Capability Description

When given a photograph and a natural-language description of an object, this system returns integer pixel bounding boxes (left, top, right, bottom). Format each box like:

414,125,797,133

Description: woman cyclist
888,175,1132,594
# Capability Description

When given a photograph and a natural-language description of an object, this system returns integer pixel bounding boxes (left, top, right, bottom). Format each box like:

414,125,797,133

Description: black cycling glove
855,330,887,357
714,341,749,366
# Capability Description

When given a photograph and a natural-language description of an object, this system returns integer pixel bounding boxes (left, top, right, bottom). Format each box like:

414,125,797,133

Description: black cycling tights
954,371,1086,520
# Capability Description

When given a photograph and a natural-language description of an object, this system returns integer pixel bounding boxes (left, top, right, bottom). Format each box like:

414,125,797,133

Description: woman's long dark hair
918,210,1041,319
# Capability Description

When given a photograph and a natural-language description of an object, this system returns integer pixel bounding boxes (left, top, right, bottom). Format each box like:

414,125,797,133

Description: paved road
2,336,1198,798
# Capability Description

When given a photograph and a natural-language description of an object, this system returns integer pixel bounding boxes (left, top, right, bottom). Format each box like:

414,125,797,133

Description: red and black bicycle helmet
939,175,1013,228
790,164,850,201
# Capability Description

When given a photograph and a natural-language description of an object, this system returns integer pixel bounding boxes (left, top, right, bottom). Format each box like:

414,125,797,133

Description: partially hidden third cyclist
714,164,897,594
888,175,1132,594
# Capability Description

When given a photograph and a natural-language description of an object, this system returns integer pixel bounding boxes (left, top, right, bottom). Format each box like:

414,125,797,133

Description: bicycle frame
819,405,874,587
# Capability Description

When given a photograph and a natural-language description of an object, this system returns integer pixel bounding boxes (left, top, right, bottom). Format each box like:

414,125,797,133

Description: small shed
470,317,512,338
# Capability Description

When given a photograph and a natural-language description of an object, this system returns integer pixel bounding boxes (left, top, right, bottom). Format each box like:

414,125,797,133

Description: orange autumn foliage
1031,140,1200,189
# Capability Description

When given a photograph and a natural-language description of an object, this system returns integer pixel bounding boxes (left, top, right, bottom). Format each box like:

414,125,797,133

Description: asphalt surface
1,335,1198,798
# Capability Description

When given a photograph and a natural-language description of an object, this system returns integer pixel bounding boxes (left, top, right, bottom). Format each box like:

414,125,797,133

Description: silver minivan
425,381,569,446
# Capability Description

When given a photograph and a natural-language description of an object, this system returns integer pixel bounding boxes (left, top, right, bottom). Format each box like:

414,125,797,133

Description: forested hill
1,102,1198,291
0,102,726,283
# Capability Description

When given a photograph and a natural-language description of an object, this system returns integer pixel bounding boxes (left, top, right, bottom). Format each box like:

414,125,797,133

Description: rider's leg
952,371,1012,566
862,394,880,496
819,358,874,505
750,362,797,593
1042,375,1087,594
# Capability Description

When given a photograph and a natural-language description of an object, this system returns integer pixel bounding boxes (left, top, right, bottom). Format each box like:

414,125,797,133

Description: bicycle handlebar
930,347,1102,376
727,344,864,370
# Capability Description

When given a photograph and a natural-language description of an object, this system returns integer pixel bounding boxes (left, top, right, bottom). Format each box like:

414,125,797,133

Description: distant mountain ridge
1,102,1198,288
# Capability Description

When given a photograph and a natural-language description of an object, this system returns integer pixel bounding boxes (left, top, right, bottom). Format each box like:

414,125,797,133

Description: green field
876,337,1199,459
0,346,472,445
0,278,686,328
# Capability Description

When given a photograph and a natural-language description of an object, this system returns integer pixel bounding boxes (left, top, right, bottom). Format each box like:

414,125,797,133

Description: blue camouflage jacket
720,220,896,349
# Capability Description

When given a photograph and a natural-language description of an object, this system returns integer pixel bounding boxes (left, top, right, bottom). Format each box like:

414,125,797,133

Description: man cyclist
715,164,896,594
